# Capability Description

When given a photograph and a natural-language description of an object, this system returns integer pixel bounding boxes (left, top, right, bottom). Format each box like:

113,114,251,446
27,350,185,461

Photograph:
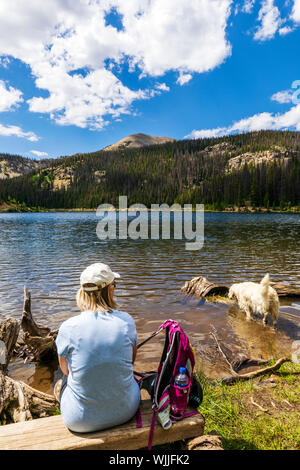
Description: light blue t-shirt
55,309,141,433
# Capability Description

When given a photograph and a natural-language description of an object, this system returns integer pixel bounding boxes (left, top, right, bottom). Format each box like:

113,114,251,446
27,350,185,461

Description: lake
0,211,299,392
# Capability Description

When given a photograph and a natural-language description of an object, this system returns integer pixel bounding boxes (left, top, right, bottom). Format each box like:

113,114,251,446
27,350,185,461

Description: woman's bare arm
132,346,137,365
58,356,69,376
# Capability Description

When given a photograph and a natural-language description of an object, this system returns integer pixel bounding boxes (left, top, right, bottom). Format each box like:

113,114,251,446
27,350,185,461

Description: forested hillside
0,130,300,211
0,153,40,180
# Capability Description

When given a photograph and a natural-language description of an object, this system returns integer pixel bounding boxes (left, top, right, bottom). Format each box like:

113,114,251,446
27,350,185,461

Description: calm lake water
0,211,299,392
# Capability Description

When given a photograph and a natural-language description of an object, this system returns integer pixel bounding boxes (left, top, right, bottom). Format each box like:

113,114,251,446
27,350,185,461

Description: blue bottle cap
179,366,186,374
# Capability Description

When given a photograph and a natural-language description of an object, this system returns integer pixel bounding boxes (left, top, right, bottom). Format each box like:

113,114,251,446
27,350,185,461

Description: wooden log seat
0,400,205,450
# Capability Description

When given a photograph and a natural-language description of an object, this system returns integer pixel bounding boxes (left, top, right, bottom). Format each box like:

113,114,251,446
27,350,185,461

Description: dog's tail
260,273,270,300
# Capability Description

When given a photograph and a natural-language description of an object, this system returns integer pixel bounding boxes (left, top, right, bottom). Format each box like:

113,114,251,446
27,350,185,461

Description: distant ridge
0,154,39,180
0,154,51,180
1,131,299,213
103,133,176,151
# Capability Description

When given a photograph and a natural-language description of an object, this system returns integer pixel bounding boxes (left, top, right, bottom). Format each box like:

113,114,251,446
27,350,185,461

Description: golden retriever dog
228,274,279,327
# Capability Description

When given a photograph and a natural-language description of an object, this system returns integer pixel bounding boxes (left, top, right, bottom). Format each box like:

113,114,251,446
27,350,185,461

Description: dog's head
228,286,237,301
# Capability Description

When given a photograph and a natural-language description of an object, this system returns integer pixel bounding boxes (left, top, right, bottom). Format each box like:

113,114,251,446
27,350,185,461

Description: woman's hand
58,356,69,376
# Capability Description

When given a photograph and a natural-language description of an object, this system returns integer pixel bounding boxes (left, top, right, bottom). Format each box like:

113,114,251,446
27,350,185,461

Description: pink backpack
135,319,200,450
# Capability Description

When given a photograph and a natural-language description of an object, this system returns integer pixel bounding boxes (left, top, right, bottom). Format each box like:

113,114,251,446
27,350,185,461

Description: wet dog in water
228,274,279,327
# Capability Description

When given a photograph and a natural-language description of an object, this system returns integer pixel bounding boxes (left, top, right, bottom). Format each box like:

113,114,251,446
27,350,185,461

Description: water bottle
171,367,190,417
174,367,189,388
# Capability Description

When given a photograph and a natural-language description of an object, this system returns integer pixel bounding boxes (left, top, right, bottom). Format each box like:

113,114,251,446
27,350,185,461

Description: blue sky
0,0,300,159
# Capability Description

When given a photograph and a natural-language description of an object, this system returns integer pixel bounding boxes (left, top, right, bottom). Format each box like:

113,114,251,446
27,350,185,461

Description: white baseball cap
80,263,120,292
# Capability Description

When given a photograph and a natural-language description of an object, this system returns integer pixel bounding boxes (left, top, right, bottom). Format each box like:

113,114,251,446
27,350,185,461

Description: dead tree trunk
271,282,300,297
181,276,229,299
0,317,57,424
208,327,292,384
181,276,300,299
0,318,20,375
20,287,58,362
220,357,292,384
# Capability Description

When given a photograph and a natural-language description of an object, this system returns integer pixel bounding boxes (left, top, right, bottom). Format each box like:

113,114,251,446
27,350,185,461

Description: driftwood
209,326,291,384
209,325,269,373
0,317,57,424
220,357,291,384
181,276,229,298
230,356,270,372
210,327,239,376
271,282,300,297
0,318,20,374
181,276,300,299
20,287,58,362
186,432,223,451
0,373,58,423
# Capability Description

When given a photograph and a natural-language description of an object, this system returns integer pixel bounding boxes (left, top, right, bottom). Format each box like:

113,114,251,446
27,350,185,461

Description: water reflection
1,211,299,389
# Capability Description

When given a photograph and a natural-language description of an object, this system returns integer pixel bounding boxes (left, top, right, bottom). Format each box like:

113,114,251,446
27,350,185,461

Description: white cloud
0,123,39,141
0,57,10,68
292,0,300,22
185,101,300,139
155,83,170,92
30,150,48,157
271,89,294,103
0,0,233,130
147,82,170,97
254,0,282,41
28,68,148,129
186,127,228,139
0,80,23,112
0,79,38,142
176,73,193,86
117,0,232,76
279,25,294,35
242,0,256,14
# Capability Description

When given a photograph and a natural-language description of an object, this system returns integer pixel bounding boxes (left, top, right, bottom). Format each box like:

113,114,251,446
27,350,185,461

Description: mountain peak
103,133,176,151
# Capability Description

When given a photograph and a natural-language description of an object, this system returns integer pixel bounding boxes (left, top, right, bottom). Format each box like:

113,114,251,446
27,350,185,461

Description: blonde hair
76,284,118,313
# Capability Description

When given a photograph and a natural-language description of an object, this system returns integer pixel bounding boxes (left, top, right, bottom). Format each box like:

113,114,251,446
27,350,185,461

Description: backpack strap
135,406,143,429
133,372,145,429
170,409,200,422
147,409,200,448
183,410,200,419
148,408,157,450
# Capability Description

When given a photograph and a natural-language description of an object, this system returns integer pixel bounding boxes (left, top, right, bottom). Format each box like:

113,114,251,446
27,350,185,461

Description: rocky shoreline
1,202,300,214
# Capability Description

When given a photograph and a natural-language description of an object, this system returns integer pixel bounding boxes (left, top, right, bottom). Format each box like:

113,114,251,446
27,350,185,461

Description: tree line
0,130,299,210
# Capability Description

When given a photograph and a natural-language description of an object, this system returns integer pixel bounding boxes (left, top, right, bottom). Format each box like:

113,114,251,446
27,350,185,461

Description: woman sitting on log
54,263,140,433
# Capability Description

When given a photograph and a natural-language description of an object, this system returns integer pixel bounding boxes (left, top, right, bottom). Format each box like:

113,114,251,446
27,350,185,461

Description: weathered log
0,400,205,450
181,276,229,298
0,316,57,423
220,357,291,384
209,326,270,372
186,432,224,451
0,374,57,423
21,287,58,362
271,282,300,297
230,357,270,372
0,318,20,374
181,276,300,299
22,287,52,337
210,327,238,376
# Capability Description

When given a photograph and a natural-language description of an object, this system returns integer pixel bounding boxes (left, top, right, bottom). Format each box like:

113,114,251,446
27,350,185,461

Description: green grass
49,406,61,416
196,363,300,450
2,363,299,451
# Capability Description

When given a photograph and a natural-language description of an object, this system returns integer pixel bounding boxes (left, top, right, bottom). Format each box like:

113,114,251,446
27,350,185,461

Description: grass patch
196,363,300,450
49,406,61,416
